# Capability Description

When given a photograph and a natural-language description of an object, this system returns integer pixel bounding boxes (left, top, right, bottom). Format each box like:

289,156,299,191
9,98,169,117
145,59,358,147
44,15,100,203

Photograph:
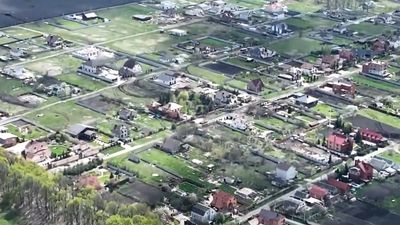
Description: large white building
276,161,297,181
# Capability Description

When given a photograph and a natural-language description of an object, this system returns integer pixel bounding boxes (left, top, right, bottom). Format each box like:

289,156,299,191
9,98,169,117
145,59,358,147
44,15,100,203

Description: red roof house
349,160,374,182
24,140,51,163
327,133,353,154
339,49,355,62
326,178,351,193
211,191,237,212
257,209,285,225
329,81,356,97
360,128,386,144
309,185,329,200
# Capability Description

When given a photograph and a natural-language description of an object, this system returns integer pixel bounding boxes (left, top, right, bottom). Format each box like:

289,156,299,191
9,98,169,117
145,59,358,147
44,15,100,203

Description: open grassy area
50,145,69,156
25,101,103,131
25,54,83,75
379,150,400,164
0,76,32,96
358,108,400,129
0,36,17,45
135,114,172,131
348,22,395,37
283,15,336,30
226,0,266,8
199,37,230,48
6,124,48,140
256,117,295,131
102,145,124,155
107,153,171,185
286,0,324,13
138,148,206,184
352,75,400,94
226,79,248,90
57,73,107,91
186,65,227,85
268,37,327,56
311,103,338,119
1,27,42,39
46,18,87,30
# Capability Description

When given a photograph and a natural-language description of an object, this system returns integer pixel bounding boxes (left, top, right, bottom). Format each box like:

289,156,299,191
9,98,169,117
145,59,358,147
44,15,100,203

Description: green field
6,124,47,140
135,114,172,130
0,76,32,96
199,37,230,48
50,145,69,156
47,18,87,30
138,148,206,183
348,22,395,37
226,79,248,90
358,108,400,129
0,36,16,45
268,37,327,56
379,150,400,164
25,101,103,131
352,75,400,94
57,73,107,91
25,54,83,75
1,27,41,39
312,103,338,118
286,0,324,13
256,117,295,132
186,65,227,85
102,145,124,155
284,16,336,30
226,0,266,8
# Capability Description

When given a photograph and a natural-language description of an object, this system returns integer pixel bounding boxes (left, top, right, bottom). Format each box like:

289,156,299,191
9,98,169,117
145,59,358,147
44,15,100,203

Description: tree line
0,148,162,225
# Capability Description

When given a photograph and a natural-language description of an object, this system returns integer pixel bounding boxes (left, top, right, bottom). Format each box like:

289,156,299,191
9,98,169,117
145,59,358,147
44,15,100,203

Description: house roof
191,203,212,216
162,137,182,153
327,133,349,145
211,191,235,209
67,124,95,136
355,160,373,174
326,178,350,192
309,185,328,197
164,102,182,111
369,158,389,171
46,34,62,44
156,74,175,83
248,78,264,88
0,133,17,139
296,95,318,104
82,12,97,18
123,58,138,69
258,209,283,221
276,161,293,171
360,128,383,140
119,108,137,119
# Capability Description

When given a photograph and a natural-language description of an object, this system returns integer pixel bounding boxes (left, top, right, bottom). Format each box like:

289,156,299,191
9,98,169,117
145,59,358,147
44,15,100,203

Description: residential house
235,187,257,200
0,133,18,148
269,23,290,36
10,47,28,58
67,124,97,141
349,160,374,182
46,34,63,48
300,63,317,76
223,116,249,131
215,90,237,105
190,203,217,224
81,12,98,21
153,73,177,87
184,7,205,17
73,46,101,60
118,108,137,121
352,48,375,60
320,55,343,70
161,102,182,119
249,47,276,59
375,13,393,24
369,157,391,172
119,58,142,78
24,140,51,163
360,128,387,146
308,185,329,200
327,81,356,97
257,209,285,225
339,49,355,65
295,95,318,108
327,133,353,154
112,124,130,142
161,137,183,154
247,79,264,93
276,161,297,181
332,24,347,35
372,38,390,55
211,191,238,212
326,178,351,193
71,142,98,158
361,61,388,77
169,29,187,37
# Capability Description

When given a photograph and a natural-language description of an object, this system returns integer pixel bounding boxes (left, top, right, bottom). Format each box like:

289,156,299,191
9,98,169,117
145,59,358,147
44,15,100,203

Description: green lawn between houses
50,145,69,156
57,73,108,92
348,22,395,37
268,37,328,57
352,75,400,94
186,65,227,85
358,108,400,129
379,150,400,164
6,124,48,140
311,103,338,119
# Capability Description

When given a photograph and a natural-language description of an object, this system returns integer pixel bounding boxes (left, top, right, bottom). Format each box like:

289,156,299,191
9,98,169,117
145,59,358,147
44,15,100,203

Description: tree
322,136,326,146
354,130,362,144
342,122,353,134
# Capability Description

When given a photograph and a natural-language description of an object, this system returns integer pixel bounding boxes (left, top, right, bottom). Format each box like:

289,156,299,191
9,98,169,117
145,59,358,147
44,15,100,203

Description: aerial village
1,0,400,225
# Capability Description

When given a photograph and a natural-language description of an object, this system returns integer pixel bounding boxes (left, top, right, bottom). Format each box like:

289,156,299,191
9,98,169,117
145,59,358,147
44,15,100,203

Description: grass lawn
286,0,324,13
25,54,83,75
49,145,69,156
348,22,395,37
199,37,230,48
0,36,16,45
352,75,400,94
268,37,328,56
57,73,108,91
132,130,171,145
256,117,295,131
1,27,42,39
25,101,103,131
107,153,171,185
186,65,227,85
138,148,206,184
311,103,338,118
358,108,400,129
102,145,124,155
135,114,172,130
223,164,275,191
297,115,315,123
6,124,47,140
226,79,247,90
0,76,32,96
226,0,266,8
47,18,87,30
379,150,400,164
283,15,336,30
331,36,354,45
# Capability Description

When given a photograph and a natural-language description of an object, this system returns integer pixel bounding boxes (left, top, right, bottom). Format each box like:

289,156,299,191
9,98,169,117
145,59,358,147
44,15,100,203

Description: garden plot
282,15,337,30
57,73,108,91
3,39,48,56
267,37,330,57
348,22,395,38
223,56,269,70
6,120,48,140
117,180,165,206
25,101,104,131
25,54,83,76
352,75,400,95
203,62,246,77
255,116,297,134
107,152,173,186
77,95,125,115
186,65,228,85
348,114,400,138
379,150,400,165
1,27,42,40
0,76,33,97
0,36,17,45
286,0,324,13
46,18,87,30
357,108,400,130
311,103,339,119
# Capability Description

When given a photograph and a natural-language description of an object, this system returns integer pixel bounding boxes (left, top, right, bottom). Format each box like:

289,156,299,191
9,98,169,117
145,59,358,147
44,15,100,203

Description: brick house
24,140,51,163
327,133,353,154
349,160,374,182
372,38,390,54
257,209,285,225
161,102,182,119
362,61,388,77
339,49,355,63
328,81,356,97
326,178,351,193
321,55,343,70
308,185,329,200
211,191,238,212
247,78,264,93
360,128,387,146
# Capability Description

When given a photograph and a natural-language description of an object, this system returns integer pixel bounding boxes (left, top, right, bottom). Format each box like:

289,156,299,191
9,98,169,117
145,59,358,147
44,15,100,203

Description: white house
169,29,187,37
153,74,177,86
190,203,217,224
276,161,297,181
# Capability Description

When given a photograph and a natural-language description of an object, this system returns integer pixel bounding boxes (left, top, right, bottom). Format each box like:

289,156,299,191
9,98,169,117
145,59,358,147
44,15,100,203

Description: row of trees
0,149,162,225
